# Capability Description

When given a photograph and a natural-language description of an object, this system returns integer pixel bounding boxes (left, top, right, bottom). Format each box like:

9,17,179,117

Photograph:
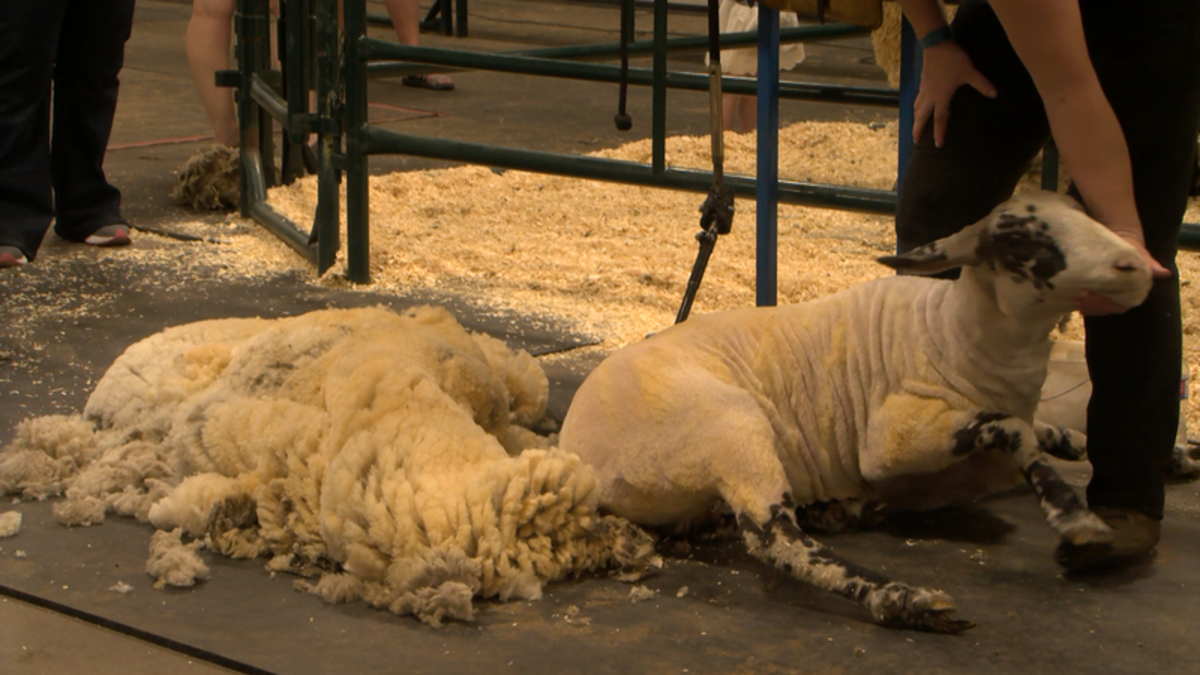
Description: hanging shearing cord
614,0,633,130
675,0,735,324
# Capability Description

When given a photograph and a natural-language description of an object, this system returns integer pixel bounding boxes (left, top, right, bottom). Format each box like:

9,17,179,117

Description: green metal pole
1041,139,1060,192
652,0,667,175
361,41,900,107
314,0,340,275
345,0,371,283
235,0,255,217
279,0,309,184
361,127,897,213
1183,223,1200,250
255,0,276,189
623,0,636,44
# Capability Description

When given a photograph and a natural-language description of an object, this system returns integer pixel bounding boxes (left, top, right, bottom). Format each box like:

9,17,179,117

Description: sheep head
878,191,1152,320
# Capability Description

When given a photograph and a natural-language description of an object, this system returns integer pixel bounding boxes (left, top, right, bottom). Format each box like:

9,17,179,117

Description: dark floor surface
2,2,1199,674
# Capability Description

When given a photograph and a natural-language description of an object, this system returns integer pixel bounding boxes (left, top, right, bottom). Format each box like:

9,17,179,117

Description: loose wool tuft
147,528,211,589
0,306,653,624
170,144,240,210
0,511,21,538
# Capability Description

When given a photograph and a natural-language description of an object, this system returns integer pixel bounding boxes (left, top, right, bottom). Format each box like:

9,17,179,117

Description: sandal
0,245,28,268
402,74,455,91
84,223,132,247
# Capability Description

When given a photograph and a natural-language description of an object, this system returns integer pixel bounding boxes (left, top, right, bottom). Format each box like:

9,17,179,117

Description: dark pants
0,0,136,260
896,0,1200,519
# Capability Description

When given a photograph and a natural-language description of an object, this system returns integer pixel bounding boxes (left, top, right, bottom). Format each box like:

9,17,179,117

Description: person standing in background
0,0,137,269
709,0,805,133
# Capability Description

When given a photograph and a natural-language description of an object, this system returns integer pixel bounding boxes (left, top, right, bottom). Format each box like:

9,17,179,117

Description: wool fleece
0,306,651,625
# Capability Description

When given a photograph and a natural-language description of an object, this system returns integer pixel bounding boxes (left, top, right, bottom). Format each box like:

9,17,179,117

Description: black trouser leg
0,0,67,259
1081,1,1200,519
897,0,1200,519
51,0,136,242
895,1,1048,256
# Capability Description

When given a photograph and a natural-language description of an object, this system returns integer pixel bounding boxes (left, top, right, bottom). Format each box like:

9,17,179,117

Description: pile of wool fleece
0,305,653,625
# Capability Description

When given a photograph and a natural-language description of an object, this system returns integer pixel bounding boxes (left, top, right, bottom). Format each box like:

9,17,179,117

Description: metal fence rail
229,0,1200,287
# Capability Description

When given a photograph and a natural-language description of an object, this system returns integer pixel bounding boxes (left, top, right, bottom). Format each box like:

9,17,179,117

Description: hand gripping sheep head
559,191,1152,633
881,191,1152,318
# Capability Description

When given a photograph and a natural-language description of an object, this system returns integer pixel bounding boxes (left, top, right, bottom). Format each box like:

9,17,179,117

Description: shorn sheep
559,191,1153,632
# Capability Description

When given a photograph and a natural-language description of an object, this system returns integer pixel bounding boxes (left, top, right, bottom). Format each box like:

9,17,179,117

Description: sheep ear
877,220,986,275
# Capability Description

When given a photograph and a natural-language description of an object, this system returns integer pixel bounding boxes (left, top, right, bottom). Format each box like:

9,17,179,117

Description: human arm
987,0,1169,287
898,0,997,147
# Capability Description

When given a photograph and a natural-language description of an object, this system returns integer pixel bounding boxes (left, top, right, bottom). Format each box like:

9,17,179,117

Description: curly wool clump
0,306,657,625
171,144,240,210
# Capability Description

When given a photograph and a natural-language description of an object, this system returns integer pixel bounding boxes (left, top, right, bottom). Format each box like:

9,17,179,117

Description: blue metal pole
756,6,780,308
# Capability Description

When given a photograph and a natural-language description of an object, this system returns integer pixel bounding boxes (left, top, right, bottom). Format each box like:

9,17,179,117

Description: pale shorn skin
560,191,1153,632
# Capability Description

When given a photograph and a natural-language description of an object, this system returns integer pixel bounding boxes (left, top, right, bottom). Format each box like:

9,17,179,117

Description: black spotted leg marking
953,412,1112,546
739,498,974,634
1033,421,1088,461
794,498,885,534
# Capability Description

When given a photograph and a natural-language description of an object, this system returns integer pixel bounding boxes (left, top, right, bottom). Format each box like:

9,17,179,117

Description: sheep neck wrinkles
922,271,1060,419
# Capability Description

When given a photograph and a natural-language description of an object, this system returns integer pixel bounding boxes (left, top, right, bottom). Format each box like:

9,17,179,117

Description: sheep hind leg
794,498,885,534
739,499,974,634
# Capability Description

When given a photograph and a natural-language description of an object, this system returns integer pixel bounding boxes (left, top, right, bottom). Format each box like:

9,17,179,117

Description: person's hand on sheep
1076,227,1172,316
913,40,997,148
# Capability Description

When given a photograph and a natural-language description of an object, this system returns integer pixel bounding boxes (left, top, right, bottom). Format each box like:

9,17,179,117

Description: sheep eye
981,228,1066,290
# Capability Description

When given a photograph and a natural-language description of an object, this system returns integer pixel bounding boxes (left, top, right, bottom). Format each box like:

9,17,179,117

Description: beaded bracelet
920,25,954,49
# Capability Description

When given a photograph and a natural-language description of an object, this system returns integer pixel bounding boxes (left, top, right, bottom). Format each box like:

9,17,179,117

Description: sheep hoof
1057,511,1115,546
870,584,975,634
914,611,976,634
909,592,974,634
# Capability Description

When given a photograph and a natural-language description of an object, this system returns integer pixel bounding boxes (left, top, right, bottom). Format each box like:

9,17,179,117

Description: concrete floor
3,2,1199,674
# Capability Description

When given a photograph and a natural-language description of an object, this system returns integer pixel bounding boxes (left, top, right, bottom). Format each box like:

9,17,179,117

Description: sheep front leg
738,498,974,633
1034,421,1087,461
954,413,1111,545
865,397,1111,546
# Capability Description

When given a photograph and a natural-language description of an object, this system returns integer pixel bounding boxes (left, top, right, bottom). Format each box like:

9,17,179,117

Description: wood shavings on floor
268,121,904,349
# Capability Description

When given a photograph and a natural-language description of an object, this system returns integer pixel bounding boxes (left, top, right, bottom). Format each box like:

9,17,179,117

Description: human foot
1054,507,1160,571
0,245,28,268
402,73,454,91
84,223,132,247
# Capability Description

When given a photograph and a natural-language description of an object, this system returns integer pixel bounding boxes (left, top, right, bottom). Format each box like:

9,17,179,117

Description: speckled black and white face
877,191,1153,313
979,192,1151,312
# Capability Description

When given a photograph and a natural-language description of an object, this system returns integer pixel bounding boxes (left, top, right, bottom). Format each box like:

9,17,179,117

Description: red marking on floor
368,101,446,116
106,104,444,151
108,134,214,151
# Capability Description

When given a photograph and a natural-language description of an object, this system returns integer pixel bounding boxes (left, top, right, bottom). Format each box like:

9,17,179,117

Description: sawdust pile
0,305,655,625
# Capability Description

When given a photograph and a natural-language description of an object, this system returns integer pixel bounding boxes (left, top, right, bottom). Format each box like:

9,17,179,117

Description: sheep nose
1113,254,1147,274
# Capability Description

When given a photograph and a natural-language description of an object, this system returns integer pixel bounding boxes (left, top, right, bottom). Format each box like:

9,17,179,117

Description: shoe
84,223,132,247
0,245,28,268
402,74,454,91
1054,507,1161,572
